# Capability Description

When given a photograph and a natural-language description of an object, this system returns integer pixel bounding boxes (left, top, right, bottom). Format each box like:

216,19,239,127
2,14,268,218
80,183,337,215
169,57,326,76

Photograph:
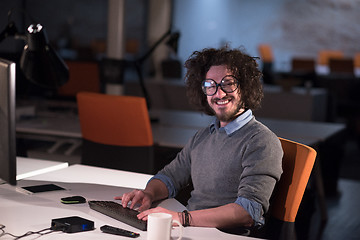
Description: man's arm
143,179,169,203
189,203,254,228
138,203,254,229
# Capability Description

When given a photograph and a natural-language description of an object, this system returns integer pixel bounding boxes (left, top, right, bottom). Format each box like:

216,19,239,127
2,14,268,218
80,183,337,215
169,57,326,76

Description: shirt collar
209,109,253,135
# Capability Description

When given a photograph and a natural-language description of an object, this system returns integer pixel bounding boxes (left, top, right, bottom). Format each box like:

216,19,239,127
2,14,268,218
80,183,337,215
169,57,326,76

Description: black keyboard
88,201,147,231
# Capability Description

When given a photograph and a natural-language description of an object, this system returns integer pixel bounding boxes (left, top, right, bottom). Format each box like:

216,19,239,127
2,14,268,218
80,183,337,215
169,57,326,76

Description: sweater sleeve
235,196,264,227
150,174,177,198
237,129,283,213
155,130,202,197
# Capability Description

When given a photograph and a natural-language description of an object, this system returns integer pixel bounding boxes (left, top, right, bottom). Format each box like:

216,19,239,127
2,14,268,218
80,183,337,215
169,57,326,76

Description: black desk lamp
19,23,69,88
0,10,69,89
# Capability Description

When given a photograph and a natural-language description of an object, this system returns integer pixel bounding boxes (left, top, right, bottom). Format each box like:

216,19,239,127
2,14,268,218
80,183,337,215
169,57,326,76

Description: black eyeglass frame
201,75,240,96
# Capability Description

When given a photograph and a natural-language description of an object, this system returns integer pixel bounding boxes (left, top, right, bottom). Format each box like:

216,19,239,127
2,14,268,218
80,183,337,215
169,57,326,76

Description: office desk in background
16,109,345,149
0,162,257,240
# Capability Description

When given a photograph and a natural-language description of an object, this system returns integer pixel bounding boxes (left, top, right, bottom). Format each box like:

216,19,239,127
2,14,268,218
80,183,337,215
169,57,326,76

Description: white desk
26,164,153,190
16,157,69,181
0,163,257,240
259,118,345,146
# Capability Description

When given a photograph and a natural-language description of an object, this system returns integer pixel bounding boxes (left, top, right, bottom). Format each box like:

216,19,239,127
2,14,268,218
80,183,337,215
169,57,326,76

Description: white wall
173,0,360,72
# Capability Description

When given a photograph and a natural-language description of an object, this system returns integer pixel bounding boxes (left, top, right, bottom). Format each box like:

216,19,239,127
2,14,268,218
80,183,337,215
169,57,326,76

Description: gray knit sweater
157,116,283,214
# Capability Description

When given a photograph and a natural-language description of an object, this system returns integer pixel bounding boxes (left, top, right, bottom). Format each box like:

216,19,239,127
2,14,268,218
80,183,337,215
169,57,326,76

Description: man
116,46,283,231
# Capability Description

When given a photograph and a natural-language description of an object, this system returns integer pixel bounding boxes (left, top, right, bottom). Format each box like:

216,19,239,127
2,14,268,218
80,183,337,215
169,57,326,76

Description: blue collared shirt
210,108,253,135
151,109,264,226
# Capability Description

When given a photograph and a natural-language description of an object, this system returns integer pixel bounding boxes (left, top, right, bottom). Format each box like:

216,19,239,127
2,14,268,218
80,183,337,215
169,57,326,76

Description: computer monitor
0,58,17,185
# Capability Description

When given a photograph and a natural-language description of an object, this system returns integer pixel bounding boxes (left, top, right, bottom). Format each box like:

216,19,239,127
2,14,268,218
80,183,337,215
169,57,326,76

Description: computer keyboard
88,200,147,231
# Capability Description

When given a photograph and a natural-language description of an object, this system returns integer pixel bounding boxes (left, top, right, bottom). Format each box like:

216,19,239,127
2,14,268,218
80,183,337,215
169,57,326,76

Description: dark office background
0,0,146,60
1,0,360,72
1,1,360,240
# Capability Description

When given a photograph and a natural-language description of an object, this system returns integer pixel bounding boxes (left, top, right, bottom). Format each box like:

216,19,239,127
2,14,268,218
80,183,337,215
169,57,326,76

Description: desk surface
26,164,153,190
1,163,256,240
16,157,69,181
259,118,345,145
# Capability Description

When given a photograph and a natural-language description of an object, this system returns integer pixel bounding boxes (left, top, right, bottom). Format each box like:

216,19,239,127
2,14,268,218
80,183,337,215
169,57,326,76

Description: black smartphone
21,184,66,194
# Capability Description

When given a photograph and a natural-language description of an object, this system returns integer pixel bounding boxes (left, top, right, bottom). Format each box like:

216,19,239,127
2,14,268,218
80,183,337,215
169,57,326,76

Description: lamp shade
20,23,69,89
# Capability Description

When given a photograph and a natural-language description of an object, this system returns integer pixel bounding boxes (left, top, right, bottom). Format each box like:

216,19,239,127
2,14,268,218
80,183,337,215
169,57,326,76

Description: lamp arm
134,61,151,109
134,28,172,109
137,28,171,64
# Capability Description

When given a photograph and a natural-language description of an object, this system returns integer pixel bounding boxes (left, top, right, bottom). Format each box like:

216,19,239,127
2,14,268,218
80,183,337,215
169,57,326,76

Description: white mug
147,212,183,240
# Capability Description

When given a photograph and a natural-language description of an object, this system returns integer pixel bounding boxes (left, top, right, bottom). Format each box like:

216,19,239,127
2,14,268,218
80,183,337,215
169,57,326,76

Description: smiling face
206,65,245,127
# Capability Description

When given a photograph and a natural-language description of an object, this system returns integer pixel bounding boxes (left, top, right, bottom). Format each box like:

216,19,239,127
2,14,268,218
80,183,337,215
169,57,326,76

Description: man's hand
114,189,153,211
137,206,181,225
114,179,169,212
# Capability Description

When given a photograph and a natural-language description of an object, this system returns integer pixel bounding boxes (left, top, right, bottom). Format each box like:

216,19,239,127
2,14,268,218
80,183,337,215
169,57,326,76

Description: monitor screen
0,58,17,185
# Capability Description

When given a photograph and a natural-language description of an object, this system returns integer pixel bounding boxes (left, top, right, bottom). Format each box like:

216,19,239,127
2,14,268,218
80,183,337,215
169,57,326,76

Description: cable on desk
0,224,60,239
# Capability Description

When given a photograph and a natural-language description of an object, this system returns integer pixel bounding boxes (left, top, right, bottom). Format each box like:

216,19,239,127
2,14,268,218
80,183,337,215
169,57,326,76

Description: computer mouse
61,196,86,204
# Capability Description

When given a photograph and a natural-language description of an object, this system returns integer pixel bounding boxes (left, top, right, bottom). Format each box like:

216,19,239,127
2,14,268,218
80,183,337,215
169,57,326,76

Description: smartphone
20,184,66,194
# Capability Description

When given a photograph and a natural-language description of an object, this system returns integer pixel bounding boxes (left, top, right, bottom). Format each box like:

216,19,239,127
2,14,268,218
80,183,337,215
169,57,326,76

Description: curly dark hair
184,46,263,115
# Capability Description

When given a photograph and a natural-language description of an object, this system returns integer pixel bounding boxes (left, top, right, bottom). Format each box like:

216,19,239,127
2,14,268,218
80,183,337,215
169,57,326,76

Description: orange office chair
354,53,360,68
76,92,154,174
260,137,317,240
258,44,274,63
317,50,344,66
258,44,275,84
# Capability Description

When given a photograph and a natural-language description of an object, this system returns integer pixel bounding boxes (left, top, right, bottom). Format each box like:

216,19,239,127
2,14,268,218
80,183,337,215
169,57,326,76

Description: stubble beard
211,97,244,123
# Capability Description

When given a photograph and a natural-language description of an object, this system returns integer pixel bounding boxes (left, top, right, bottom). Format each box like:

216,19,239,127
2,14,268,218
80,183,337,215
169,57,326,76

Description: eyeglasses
201,75,239,96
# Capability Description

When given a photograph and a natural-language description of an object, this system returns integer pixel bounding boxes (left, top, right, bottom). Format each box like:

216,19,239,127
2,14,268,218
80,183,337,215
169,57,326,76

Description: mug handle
172,219,183,240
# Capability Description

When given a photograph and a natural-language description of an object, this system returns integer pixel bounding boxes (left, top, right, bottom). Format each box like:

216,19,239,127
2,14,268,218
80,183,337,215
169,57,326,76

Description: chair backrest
258,44,274,63
76,92,154,173
317,50,344,66
270,137,316,223
355,53,360,68
77,92,153,146
329,58,354,74
291,58,316,73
